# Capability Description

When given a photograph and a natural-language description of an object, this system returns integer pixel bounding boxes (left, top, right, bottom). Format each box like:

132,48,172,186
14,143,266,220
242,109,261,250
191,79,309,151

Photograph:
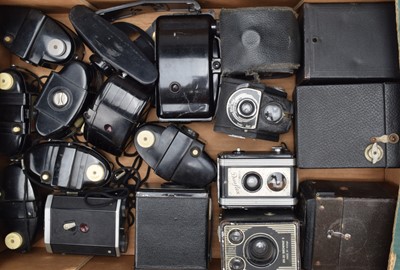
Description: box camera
214,78,293,141
217,146,296,208
44,194,129,256
219,209,300,270
135,185,211,270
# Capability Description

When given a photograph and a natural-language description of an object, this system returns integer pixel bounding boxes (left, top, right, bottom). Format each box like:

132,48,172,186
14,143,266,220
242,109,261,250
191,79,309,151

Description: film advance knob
5,232,23,250
86,164,105,182
136,130,156,148
0,72,14,90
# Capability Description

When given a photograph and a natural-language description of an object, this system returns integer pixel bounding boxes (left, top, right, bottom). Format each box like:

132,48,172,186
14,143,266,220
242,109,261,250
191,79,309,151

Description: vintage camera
155,14,221,122
35,61,100,138
217,146,296,208
214,78,293,141
134,124,217,187
84,75,152,156
219,209,300,270
0,67,37,157
23,141,112,190
44,194,129,256
0,6,84,68
135,184,211,270
0,164,42,253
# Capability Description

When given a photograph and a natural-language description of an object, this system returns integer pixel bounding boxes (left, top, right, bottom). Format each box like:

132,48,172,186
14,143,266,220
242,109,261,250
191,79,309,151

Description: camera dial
267,172,287,191
245,235,278,267
242,173,262,192
264,103,283,123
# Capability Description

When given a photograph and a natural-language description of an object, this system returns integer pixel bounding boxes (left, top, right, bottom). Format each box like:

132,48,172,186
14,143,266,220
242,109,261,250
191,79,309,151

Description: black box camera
135,185,211,270
44,194,129,256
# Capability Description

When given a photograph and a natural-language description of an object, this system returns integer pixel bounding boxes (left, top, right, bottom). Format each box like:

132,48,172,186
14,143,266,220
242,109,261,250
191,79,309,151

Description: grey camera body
219,209,300,270
217,146,297,208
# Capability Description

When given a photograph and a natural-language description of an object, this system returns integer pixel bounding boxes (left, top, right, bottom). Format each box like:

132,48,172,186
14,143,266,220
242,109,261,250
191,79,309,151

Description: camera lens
228,229,244,244
237,99,257,118
245,236,278,267
264,103,283,122
229,257,245,270
267,173,287,192
243,173,262,192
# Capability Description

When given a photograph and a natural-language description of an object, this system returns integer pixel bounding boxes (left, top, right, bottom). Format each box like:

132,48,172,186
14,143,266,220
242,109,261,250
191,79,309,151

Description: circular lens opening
229,257,245,270
237,99,257,119
245,236,278,267
266,173,287,192
242,173,262,192
228,229,244,245
264,103,283,122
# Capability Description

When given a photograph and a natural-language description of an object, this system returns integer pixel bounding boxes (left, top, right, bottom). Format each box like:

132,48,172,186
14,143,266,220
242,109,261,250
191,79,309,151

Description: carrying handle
96,0,202,21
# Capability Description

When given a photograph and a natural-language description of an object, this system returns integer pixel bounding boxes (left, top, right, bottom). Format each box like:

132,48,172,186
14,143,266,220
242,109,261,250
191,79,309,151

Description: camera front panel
221,223,299,270
218,156,296,208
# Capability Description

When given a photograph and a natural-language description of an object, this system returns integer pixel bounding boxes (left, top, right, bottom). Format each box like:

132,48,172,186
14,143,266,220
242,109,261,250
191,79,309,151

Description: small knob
0,72,14,90
136,130,156,148
86,164,105,182
5,232,23,250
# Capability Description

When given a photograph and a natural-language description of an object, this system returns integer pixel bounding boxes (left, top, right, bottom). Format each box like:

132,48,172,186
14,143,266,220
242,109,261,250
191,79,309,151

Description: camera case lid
134,124,217,187
23,141,112,190
69,5,157,85
0,67,36,157
35,61,100,138
0,6,84,68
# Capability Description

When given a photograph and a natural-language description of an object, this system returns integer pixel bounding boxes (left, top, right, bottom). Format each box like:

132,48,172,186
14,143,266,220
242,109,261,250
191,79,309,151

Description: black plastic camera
23,141,112,190
44,194,129,256
35,61,101,138
0,6,84,68
134,124,216,187
0,67,37,157
83,75,152,156
219,209,300,270
155,14,221,122
217,145,297,209
0,164,42,253
214,78,293,141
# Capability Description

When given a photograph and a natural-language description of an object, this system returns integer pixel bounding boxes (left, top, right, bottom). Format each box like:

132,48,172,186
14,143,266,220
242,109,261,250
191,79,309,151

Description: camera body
217,146,296,208
35,61,100,138
44,194,129,256
84,75,151,156
219,209,300,270
156,14,221,122
214,78,292,141
135,185,211,270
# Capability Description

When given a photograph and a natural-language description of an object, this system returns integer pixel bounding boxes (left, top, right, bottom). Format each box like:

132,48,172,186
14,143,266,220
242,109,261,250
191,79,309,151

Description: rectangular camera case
298,2,400,84
298,180,398,270
135,186,211,270
295,83,400,168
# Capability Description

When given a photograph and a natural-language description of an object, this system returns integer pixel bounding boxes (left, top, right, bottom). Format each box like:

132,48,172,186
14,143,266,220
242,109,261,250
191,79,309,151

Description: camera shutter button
5,232,23,250
136,130,156,148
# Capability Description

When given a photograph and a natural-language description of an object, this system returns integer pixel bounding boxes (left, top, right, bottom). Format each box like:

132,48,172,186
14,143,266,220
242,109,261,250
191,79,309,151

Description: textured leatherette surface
295,84,400,168
220,7,300,78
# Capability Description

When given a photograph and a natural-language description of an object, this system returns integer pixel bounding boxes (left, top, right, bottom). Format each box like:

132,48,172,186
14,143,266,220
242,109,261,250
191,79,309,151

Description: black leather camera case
295,83,400,168
298,180,397,270
220,7,300,78
298,3,400,84
135,186,210,270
